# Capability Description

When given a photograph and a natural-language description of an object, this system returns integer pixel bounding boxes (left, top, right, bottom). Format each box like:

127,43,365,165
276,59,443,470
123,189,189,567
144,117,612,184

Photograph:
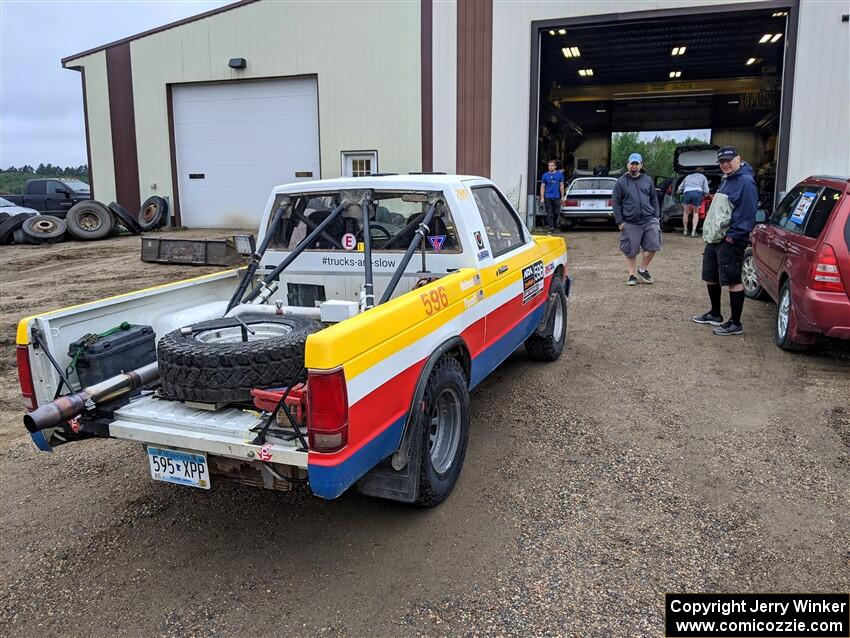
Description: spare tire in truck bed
157,313,324,403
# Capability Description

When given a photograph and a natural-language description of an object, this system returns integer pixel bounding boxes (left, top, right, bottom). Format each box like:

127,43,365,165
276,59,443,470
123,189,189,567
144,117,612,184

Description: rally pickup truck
17,175,569,506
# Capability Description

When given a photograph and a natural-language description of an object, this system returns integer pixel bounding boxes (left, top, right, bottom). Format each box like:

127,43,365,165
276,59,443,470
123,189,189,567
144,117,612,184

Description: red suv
747,176,850,350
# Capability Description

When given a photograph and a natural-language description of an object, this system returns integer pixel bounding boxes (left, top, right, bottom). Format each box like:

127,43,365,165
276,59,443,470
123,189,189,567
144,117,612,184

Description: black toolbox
69,324,156,388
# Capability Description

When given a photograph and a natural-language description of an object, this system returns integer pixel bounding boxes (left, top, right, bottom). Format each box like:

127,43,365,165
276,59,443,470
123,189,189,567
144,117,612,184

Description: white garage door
173,77,320,228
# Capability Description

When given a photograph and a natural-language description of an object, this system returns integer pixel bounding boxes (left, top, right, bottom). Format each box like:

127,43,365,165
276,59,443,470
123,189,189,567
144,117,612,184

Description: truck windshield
267,192,460,253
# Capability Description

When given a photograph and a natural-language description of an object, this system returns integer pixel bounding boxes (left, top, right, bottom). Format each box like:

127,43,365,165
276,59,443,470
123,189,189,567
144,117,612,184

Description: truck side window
28,181,47,195
46,181,67,195
471,186,526,257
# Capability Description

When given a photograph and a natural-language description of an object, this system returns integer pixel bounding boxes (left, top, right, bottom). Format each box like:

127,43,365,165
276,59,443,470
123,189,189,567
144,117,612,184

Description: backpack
702,192,733,244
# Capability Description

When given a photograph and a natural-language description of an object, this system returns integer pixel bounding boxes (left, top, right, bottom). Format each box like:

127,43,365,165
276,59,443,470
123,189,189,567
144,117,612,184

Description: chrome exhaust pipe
24,362,159,433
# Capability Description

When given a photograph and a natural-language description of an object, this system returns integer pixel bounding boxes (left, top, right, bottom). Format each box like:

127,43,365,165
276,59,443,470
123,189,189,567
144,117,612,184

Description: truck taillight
563,199,579,207
606,199,613,207
16,345,37,411
306,368,348,453
809,243,844,293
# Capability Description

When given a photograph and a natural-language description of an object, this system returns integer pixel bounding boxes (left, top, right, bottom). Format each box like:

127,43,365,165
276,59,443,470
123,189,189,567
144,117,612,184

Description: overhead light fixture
728,99,740,104
746,57,757,65
759,33,772,43
562,46,580,58
771,33,783,42
671,46,687,56
578,68,593,77
549,30,555,35
772,11,788,17
558,28,566,35
571,46,580,57
596,108,607,113
668,70,682,78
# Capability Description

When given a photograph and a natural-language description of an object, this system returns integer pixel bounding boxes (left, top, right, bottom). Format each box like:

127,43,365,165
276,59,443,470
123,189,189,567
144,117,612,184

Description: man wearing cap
612,153,662,285
692,146,758,336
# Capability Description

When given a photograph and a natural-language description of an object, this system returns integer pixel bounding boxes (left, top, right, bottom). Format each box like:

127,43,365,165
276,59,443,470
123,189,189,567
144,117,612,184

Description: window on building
342,151,378,178
471,186,527,257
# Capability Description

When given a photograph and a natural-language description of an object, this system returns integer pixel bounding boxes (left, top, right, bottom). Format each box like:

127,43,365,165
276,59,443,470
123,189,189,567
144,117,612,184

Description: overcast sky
0,0,230,169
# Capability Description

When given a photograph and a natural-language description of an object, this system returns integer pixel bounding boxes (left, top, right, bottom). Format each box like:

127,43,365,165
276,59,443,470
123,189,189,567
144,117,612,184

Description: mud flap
356,420,422,503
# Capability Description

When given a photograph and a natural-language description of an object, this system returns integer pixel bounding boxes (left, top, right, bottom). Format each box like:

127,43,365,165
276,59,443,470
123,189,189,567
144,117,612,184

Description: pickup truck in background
4,178,91,217
18,174,570,506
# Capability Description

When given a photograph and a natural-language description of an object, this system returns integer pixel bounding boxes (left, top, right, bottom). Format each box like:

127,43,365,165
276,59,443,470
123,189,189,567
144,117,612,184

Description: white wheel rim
742,255,759,293
552,297,565,343
777,289,790,339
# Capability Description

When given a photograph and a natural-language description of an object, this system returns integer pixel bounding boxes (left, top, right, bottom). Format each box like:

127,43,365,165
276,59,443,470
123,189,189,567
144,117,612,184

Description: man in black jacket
612,153,662,285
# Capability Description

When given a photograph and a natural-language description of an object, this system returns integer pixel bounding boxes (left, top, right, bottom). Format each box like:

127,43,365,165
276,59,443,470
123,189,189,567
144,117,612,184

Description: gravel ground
0,228,848,636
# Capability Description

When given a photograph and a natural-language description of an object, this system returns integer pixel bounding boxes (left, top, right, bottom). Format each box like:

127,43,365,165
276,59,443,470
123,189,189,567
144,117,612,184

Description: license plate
581,199,604,209
147,446,210,489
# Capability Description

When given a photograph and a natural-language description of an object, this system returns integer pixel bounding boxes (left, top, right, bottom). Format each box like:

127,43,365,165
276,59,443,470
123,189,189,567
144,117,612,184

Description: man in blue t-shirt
539,159,565,232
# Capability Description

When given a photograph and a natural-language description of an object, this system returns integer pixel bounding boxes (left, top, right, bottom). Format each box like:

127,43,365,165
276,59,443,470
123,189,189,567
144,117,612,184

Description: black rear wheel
415,356,470,507
525,275,567,361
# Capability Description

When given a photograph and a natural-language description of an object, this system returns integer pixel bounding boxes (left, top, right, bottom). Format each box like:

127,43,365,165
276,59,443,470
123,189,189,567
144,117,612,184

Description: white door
173,77,320,228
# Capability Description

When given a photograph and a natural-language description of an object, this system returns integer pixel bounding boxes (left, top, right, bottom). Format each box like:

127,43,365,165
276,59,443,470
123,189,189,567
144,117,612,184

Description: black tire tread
525,276,567,362
0,212,35,244
109,202,142,234
66,201,114,240
416,356,469,507
157,313,324,403
22,215,66,243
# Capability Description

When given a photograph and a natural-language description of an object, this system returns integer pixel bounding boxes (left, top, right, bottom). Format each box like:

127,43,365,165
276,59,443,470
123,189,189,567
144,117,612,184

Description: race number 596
421,286,449,315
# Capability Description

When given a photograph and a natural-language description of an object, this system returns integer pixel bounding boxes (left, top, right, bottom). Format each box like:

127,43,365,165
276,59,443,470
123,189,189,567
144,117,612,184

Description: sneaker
691,231,699,238
692,311,724,325
637,268,654,284
683,229,689,236
713,321,744,336
626,275,638,286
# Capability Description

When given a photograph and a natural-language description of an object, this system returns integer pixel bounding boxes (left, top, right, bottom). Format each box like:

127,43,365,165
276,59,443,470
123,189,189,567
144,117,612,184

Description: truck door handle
496,265,508,275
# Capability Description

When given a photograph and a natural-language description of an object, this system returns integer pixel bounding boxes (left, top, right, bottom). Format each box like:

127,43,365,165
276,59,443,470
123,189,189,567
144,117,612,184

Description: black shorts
702,240,746,286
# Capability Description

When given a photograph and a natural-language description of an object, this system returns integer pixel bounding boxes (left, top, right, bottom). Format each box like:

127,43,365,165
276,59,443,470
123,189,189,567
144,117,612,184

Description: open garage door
529,4,797,222
172,77,320,228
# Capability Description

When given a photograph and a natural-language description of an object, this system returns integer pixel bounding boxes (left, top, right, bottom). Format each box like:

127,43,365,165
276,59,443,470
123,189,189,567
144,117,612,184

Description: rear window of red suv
803,188,843,238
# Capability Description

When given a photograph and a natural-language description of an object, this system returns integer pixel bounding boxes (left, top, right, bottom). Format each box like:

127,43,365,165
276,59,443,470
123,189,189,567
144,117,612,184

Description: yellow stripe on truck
15,269,238,345
305,268,481,378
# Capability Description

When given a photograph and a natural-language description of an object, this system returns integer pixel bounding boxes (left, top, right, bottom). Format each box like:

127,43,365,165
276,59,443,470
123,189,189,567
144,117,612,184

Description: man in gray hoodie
612,153,662,285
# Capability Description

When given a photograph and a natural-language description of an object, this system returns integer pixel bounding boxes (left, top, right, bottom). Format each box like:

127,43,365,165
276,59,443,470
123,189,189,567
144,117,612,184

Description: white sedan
560,177,617,230
0,196,40,217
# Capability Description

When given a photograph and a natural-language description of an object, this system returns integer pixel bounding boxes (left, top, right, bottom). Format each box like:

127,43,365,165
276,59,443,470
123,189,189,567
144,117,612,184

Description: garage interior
534,6,792,208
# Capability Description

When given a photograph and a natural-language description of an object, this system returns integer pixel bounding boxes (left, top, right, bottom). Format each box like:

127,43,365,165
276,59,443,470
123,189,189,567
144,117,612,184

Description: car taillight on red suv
809,243,845,293
306,368,349,453
16,345,37,411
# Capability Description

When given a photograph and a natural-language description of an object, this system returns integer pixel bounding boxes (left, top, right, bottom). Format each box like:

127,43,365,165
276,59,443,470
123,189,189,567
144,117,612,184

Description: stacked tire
1,196,169,245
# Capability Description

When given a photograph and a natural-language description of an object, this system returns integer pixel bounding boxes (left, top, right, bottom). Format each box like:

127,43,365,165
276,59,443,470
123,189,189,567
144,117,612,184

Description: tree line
0,165,89,194
610,132,708,180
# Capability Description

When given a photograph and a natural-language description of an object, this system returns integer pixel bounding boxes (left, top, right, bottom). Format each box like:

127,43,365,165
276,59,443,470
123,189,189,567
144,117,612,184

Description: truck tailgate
111,395,307,468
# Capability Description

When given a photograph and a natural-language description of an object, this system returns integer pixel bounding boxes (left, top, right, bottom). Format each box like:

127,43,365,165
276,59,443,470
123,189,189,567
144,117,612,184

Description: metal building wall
64,0,422,221
76,52,116,206
431,0,847,209
785,0,850,186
